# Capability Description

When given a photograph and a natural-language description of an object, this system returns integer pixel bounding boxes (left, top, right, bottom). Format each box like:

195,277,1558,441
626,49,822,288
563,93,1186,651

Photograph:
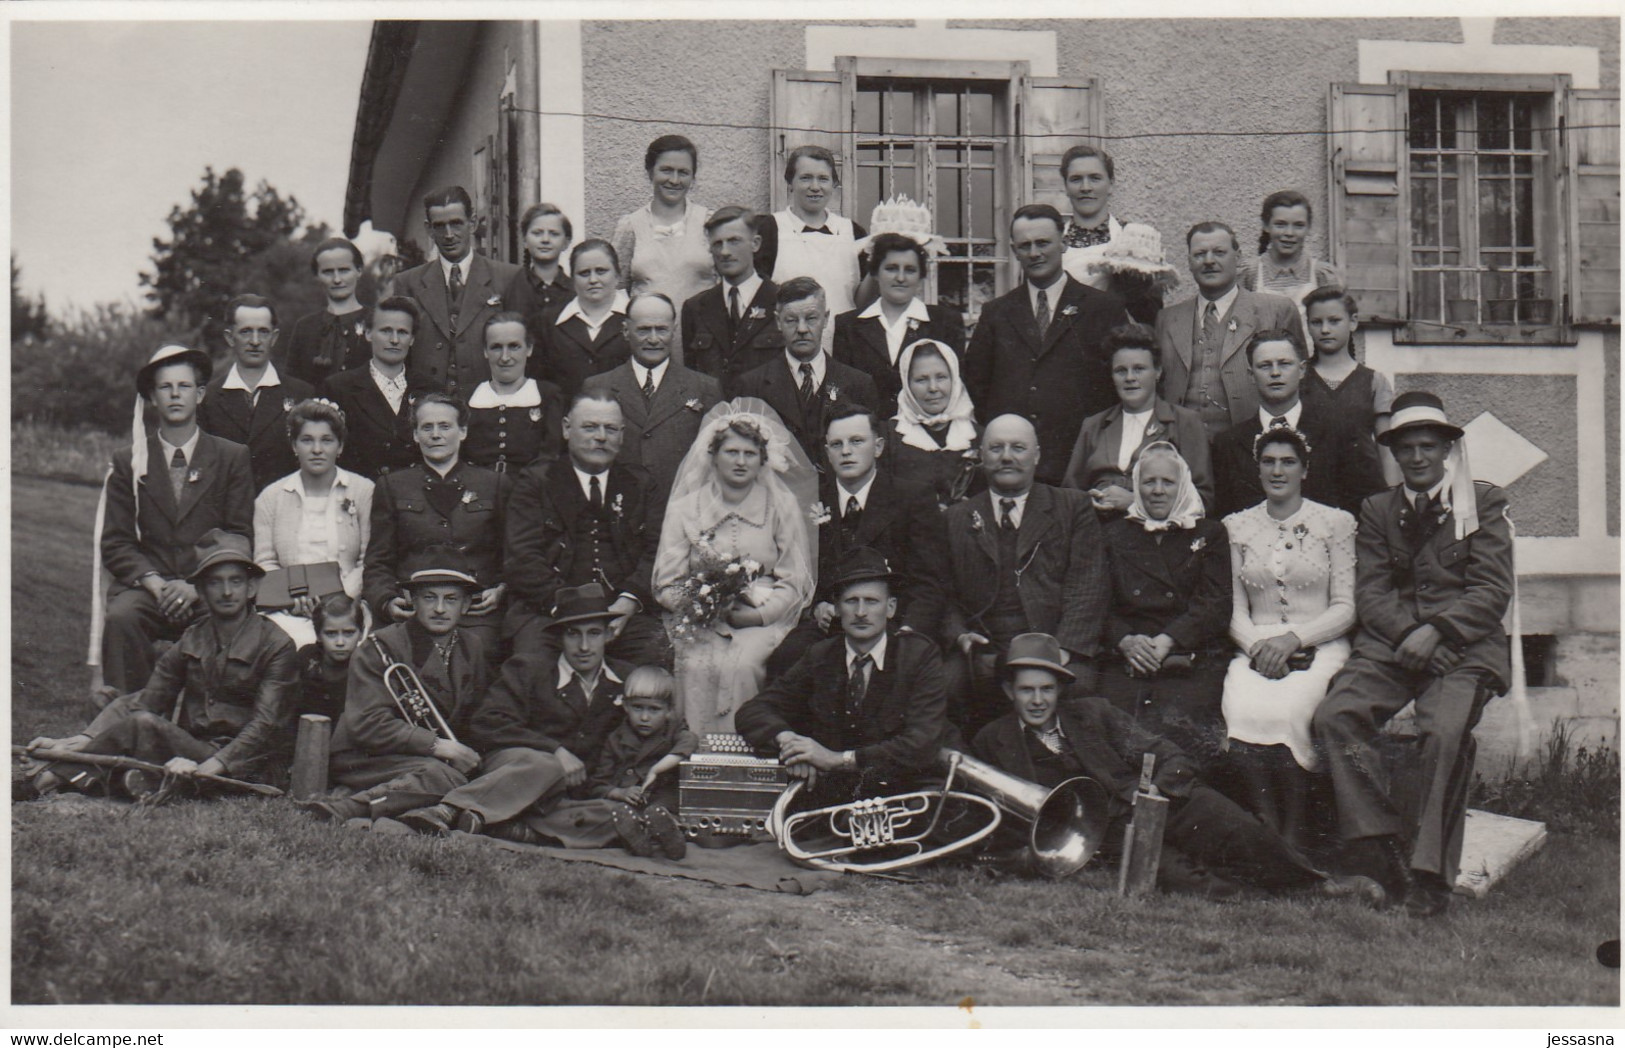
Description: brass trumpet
372,637,460,743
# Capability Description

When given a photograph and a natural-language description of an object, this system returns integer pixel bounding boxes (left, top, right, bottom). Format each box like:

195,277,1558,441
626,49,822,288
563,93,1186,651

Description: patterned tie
799,362,816,404
848,653,872,711
1035,287,1052,339
845,495,861,521
1202,300,1221,349
448,264,464,318
169,447,188,502
589,474,603,512
642,367,656,402
1000,497,1017,531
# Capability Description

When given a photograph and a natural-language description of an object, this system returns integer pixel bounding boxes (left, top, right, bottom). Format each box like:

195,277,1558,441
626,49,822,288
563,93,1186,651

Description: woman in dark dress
884,339,981,509
463,311,565,473
1098,441,1231,767
537,239,632,398
507,203,577,368
283,238,373,387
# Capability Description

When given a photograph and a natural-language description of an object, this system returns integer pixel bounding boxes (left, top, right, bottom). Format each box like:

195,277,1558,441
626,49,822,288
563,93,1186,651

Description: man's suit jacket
832,304,966,420
1102,516,1231,655
582,361,723,500
1154,288,1307,432
539,312,632,399
941,483,1110,658
318,365,423,480
729,354,880,465
1061,396,1214,512
1351,482,1514,688
1210,399,1387,519
397,253,523,397
198,373,316,494
502,459,661,622
362,461,511,615
962,277,1128,486
101,431,255,591
736,630,950,782
468,652,634,762
970,698,1199,820
332,621,488,758
815,469,947,636
682,279,784,389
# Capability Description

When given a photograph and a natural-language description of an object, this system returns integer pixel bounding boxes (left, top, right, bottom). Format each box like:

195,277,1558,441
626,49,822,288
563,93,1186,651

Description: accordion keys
677,733,790,841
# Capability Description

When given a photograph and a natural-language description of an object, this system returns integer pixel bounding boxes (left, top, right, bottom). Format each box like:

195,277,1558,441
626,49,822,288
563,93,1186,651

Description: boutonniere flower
808,502,832,526
970,510,986,533
282,398,295,414
685,398,703,413
460,490,478,506
1061,305,1079,317
825,385,841,403
748,306,767,320
612,492,625,518
528,407,543,423
1145,421,1163,438
906,318,920,332
1190,535,1207,553
486,294,503,308
1293,523,1309,542
1227,319,1239,333
186,469,201,484
339,497,356,517
353,320,366,338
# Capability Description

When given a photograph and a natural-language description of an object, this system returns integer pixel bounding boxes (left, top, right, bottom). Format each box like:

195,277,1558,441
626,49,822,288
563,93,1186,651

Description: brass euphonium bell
937,748,1110,879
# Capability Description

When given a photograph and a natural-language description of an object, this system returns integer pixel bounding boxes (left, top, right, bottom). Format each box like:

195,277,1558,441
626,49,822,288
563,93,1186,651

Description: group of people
21,137,1516,920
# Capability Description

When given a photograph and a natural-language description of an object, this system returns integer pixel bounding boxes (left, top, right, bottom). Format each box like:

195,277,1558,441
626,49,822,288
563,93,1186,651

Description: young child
1302,285,1395,441
585,666,699,859
294,594,368,724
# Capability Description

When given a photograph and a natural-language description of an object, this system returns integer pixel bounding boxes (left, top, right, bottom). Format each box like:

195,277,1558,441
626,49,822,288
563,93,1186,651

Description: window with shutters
771,62,1101,331
1329,74,1619,344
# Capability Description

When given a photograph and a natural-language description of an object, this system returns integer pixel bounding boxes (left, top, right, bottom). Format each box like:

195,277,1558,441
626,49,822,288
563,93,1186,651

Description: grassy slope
10,474,1621,1008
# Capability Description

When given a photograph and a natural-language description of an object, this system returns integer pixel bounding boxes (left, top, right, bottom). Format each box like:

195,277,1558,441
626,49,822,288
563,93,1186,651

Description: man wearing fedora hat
971,633,1374,901
309,546,491,823
1313,391,1514,918
393,582,635,839
737,547,953,805
98,343,257,694
29,529,298,796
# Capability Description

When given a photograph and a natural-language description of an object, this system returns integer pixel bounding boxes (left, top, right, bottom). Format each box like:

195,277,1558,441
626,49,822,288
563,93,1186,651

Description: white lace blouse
1223,498,1357,651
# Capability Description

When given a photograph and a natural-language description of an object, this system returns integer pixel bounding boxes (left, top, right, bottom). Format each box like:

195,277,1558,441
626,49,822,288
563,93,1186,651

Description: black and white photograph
6,0,1621,1027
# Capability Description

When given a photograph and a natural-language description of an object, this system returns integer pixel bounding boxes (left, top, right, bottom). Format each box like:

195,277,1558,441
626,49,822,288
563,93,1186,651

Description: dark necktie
1406,492,1435,546
845,495,861,521
729,286,742,332
848,653,872,711
799,362,816,404
804,225,833,235
642,368,656,402
589,474,603,512
1202,301,1221,348
1035,287,1052,338
169,447,188,502
1269,414,1290,429
448,264,464,313
1000,497,1017,532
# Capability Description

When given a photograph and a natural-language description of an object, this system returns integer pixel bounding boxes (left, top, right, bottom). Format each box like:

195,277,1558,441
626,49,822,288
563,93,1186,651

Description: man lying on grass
26,529,298,798
970,632,1384,903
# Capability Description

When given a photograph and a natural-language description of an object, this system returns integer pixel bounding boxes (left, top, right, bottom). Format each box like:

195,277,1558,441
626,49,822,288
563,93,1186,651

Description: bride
653,398,817,735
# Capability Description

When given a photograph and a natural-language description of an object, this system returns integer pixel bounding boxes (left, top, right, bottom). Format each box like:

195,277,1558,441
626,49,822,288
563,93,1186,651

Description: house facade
344,16,1621,762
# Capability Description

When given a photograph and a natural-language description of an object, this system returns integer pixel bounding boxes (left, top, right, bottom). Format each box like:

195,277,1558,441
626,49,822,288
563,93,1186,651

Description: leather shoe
297,797,366,823
1319,873,1388,909
488,820,558,846
1404,873,1454,919
611,804,658,857
452,808,486,835
398,803,458,836
644,804,688,860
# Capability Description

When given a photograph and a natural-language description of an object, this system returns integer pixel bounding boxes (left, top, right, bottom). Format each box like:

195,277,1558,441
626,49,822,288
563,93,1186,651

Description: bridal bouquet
665,539,766,647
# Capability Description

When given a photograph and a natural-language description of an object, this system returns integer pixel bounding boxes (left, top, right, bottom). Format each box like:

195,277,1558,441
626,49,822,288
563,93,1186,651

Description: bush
1471,719,1620,838
10,303,205,435
11,420,121,485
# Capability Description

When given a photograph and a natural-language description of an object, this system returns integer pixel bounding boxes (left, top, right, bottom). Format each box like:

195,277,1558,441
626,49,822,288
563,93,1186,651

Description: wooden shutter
1016,75,1103,212
1567,88,1620,326
769,68,855,214
1328,82,1406,324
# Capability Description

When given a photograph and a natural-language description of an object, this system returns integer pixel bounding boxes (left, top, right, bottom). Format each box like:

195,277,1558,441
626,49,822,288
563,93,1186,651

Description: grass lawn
10,474,1621,1008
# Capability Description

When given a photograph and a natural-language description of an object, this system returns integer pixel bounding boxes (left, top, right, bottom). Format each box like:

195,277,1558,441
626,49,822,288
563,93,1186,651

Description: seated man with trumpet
972,633,1382,902
736,548,953,807
302,546,490,824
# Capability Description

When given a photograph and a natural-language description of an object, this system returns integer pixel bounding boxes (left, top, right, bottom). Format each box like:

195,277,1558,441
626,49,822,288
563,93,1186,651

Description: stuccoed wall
1495,17,1620,89
1607,330,1619,538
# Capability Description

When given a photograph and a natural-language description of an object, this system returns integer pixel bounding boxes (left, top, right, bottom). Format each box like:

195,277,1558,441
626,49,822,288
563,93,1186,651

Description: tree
140,166,327,350
11,254,50,343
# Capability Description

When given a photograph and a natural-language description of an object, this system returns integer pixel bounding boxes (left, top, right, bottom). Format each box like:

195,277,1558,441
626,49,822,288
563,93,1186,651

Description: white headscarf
1124,441,1206,532
892,339,978,452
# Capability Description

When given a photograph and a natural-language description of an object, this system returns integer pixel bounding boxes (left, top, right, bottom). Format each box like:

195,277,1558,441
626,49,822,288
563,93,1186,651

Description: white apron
771,210,860,315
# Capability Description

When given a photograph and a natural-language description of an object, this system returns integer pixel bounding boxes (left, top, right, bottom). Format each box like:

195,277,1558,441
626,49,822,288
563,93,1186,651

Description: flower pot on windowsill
1520,299,1554,325
1446,299,1478,324
1486,299,1518,324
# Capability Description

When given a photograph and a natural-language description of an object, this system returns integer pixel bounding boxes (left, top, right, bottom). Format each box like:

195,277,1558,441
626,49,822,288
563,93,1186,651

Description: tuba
372,636,460,743
769,748,1109,878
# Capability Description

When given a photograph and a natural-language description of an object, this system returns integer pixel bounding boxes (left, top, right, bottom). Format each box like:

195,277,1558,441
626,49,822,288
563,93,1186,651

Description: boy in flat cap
28,529,297,795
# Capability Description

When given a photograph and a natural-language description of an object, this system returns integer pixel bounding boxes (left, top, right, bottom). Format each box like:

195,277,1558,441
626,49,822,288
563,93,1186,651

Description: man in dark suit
318,298,426,479
737,548,952,806
730,276,879,465
199,293,314,493
1210,328,1386,518
682,206,784,388
767,402,947,676
941,413,1109,737
394,185,522,398
1313,393,1516,918
1156,222,1307,440
971,634,1371,901
583,292,722,501
503,392,666,666
98,344,256,694
363,393,511,658
961,204,1129,486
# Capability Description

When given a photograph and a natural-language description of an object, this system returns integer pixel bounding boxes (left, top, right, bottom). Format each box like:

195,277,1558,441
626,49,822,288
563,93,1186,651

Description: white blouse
1224,498,1356,651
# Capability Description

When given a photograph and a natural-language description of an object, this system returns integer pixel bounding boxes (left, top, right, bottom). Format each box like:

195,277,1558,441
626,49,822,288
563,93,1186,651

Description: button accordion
677,733,789,841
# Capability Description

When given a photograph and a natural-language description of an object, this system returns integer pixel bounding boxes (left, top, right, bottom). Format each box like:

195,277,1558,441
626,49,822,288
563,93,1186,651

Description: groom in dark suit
729,276,879,465
395,185,522,398
503,391,667,666
961,203,1129,486
583,293,722,502
682,206,785,388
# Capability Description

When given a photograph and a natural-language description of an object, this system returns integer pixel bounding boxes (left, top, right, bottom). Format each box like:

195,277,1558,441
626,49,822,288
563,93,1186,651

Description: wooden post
1118,753,1169,897
290,714,332,801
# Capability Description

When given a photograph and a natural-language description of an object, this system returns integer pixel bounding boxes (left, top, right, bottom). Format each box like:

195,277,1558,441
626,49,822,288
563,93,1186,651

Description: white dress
770,210,860,316
1220,499,1357,770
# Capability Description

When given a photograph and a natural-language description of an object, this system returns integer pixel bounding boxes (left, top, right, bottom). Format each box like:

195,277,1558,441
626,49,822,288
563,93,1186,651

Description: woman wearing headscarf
1099,441,1231,765
885,339,982,509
